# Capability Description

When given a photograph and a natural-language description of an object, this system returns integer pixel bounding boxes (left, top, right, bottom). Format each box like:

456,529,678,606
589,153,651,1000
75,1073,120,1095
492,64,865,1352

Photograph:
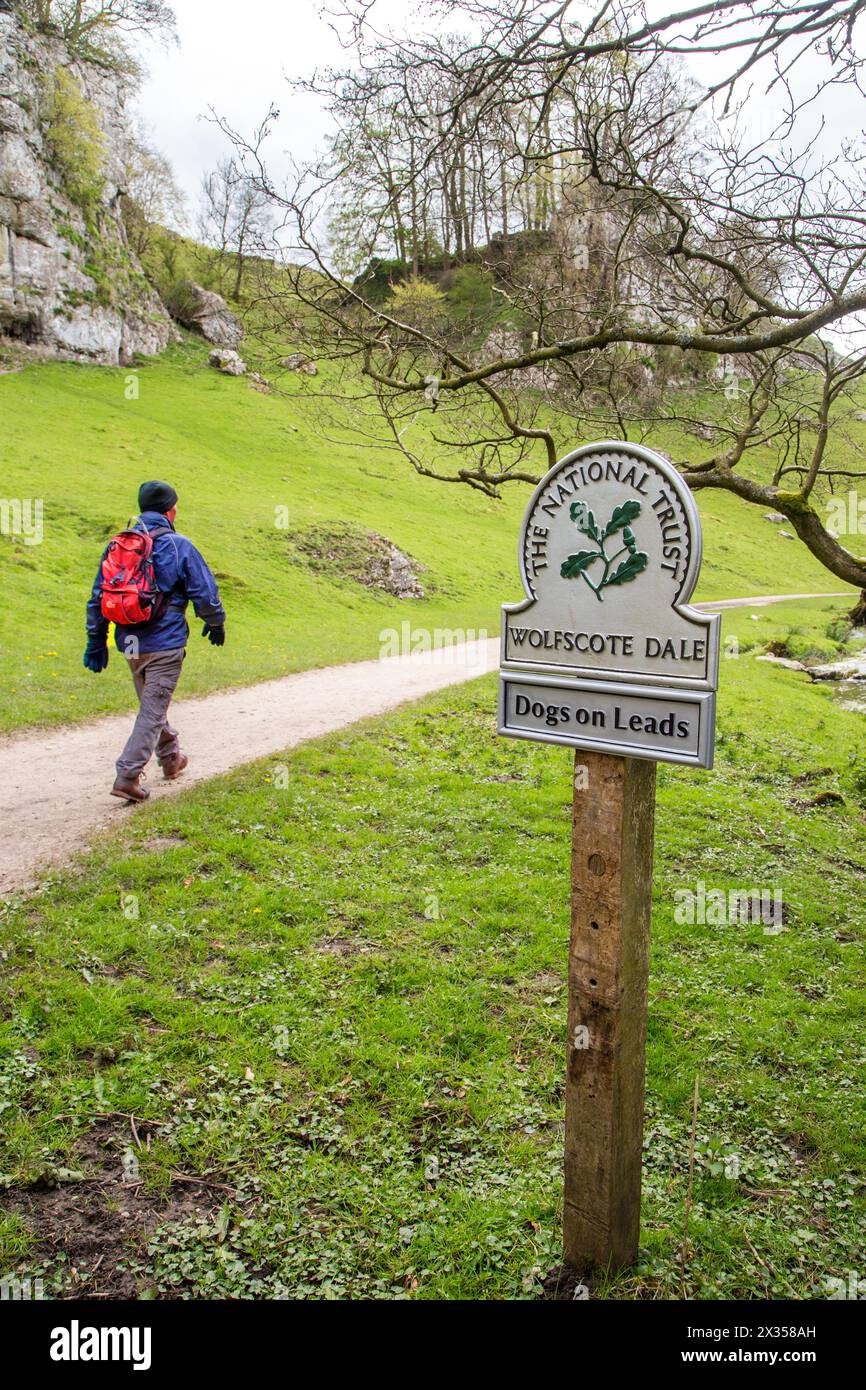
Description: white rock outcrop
209,347,246,376
0,9,174,364
170,282,244,348
281,352,317,375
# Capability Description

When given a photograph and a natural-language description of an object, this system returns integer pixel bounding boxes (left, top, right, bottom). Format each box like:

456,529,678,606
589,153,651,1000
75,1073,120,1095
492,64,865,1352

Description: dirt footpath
0,591,851,897
0,639,499,897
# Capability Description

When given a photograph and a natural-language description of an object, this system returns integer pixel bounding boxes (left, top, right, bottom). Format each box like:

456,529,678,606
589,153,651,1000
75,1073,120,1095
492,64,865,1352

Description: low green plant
162,278,204,322
42,68,105,220
0,343,849,735
826,617,854,644
445,264,497,324
387,276,448,330
775,631,840,666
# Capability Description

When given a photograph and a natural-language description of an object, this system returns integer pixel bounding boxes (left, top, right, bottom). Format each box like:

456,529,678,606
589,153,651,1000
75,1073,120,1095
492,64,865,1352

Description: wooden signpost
498,440,720,1273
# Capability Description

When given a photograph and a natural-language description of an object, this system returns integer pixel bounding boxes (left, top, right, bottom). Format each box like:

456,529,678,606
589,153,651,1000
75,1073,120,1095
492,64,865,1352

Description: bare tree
120,126,184,259
198,154,273,300
229,0,866,610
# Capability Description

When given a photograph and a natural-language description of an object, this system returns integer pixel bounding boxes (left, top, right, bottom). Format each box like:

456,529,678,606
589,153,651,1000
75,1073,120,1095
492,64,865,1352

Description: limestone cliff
0,8,174,364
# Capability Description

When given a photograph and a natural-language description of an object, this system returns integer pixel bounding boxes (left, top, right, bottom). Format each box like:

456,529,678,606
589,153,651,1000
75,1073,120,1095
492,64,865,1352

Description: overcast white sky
134,0,385,220
136,0,866,231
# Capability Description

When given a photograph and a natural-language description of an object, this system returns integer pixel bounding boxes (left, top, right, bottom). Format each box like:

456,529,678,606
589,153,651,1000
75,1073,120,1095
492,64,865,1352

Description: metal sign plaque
499,672,716,768
499,441,720,767
502,440,720,691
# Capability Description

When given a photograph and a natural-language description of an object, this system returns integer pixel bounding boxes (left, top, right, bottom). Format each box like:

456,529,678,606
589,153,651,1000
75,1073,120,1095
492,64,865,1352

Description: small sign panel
499,441,720,767
499,673,715,768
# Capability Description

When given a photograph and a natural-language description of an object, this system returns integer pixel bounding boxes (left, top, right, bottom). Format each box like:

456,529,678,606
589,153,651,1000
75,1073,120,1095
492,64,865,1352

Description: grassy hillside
0,598,863,1299
0,336,852,734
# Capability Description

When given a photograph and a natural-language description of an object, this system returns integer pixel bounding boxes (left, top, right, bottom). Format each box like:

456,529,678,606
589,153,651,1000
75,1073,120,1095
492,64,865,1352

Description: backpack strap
144,525,176,615
128,516,172,540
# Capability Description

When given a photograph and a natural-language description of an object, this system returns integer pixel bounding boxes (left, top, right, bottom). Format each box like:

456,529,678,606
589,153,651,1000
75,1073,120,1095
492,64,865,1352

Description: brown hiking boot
111,772,150,803
161,751,188,781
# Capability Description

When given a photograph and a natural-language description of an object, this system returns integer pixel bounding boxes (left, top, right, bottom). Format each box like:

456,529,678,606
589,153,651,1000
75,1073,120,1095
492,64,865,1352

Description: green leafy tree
387,277,448,333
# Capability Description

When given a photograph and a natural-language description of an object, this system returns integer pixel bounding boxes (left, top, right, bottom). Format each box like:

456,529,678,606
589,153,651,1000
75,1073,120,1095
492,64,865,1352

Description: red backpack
100,521,171,627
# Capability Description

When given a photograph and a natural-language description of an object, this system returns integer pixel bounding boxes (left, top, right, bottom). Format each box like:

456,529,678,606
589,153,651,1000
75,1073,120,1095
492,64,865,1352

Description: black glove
202,623,225,647
83,638,109,673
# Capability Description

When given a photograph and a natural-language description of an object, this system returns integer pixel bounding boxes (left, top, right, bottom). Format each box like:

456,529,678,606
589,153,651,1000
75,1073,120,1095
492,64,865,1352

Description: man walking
84,481,226,803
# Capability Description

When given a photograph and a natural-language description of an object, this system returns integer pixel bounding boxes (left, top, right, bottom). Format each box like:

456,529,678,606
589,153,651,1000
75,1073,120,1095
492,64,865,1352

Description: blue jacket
86,512,226,654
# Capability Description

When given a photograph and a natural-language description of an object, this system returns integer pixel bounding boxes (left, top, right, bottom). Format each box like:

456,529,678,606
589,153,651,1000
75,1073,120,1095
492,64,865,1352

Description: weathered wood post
498,440,720,1275
565,749,656,1270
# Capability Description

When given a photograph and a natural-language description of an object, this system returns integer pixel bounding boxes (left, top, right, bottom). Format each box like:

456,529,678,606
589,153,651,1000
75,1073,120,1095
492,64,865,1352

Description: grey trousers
116,648,186,777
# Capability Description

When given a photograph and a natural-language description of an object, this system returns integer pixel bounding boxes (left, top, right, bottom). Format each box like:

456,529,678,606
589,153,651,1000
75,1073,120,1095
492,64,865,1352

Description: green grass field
1,329,863,1300
0,336,851,734
0,598,863,1299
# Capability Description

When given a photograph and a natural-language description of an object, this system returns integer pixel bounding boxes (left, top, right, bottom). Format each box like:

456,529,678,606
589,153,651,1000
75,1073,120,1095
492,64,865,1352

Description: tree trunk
449,167,463,261
849,589,866,626
501,167,508,239
457,148,468,261
683,470,866,591
233,246,244,301
409,135,420,277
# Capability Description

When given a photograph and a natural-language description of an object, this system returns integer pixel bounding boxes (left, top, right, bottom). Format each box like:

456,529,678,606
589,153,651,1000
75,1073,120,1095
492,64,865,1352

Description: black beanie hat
138,481,178,515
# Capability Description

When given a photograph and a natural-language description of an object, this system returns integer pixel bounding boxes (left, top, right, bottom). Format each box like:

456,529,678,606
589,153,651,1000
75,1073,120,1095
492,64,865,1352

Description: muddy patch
139,834,187,852
519,970,565,999
314,936,375,956
0,1119,213,1299
541,1263,596,1299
